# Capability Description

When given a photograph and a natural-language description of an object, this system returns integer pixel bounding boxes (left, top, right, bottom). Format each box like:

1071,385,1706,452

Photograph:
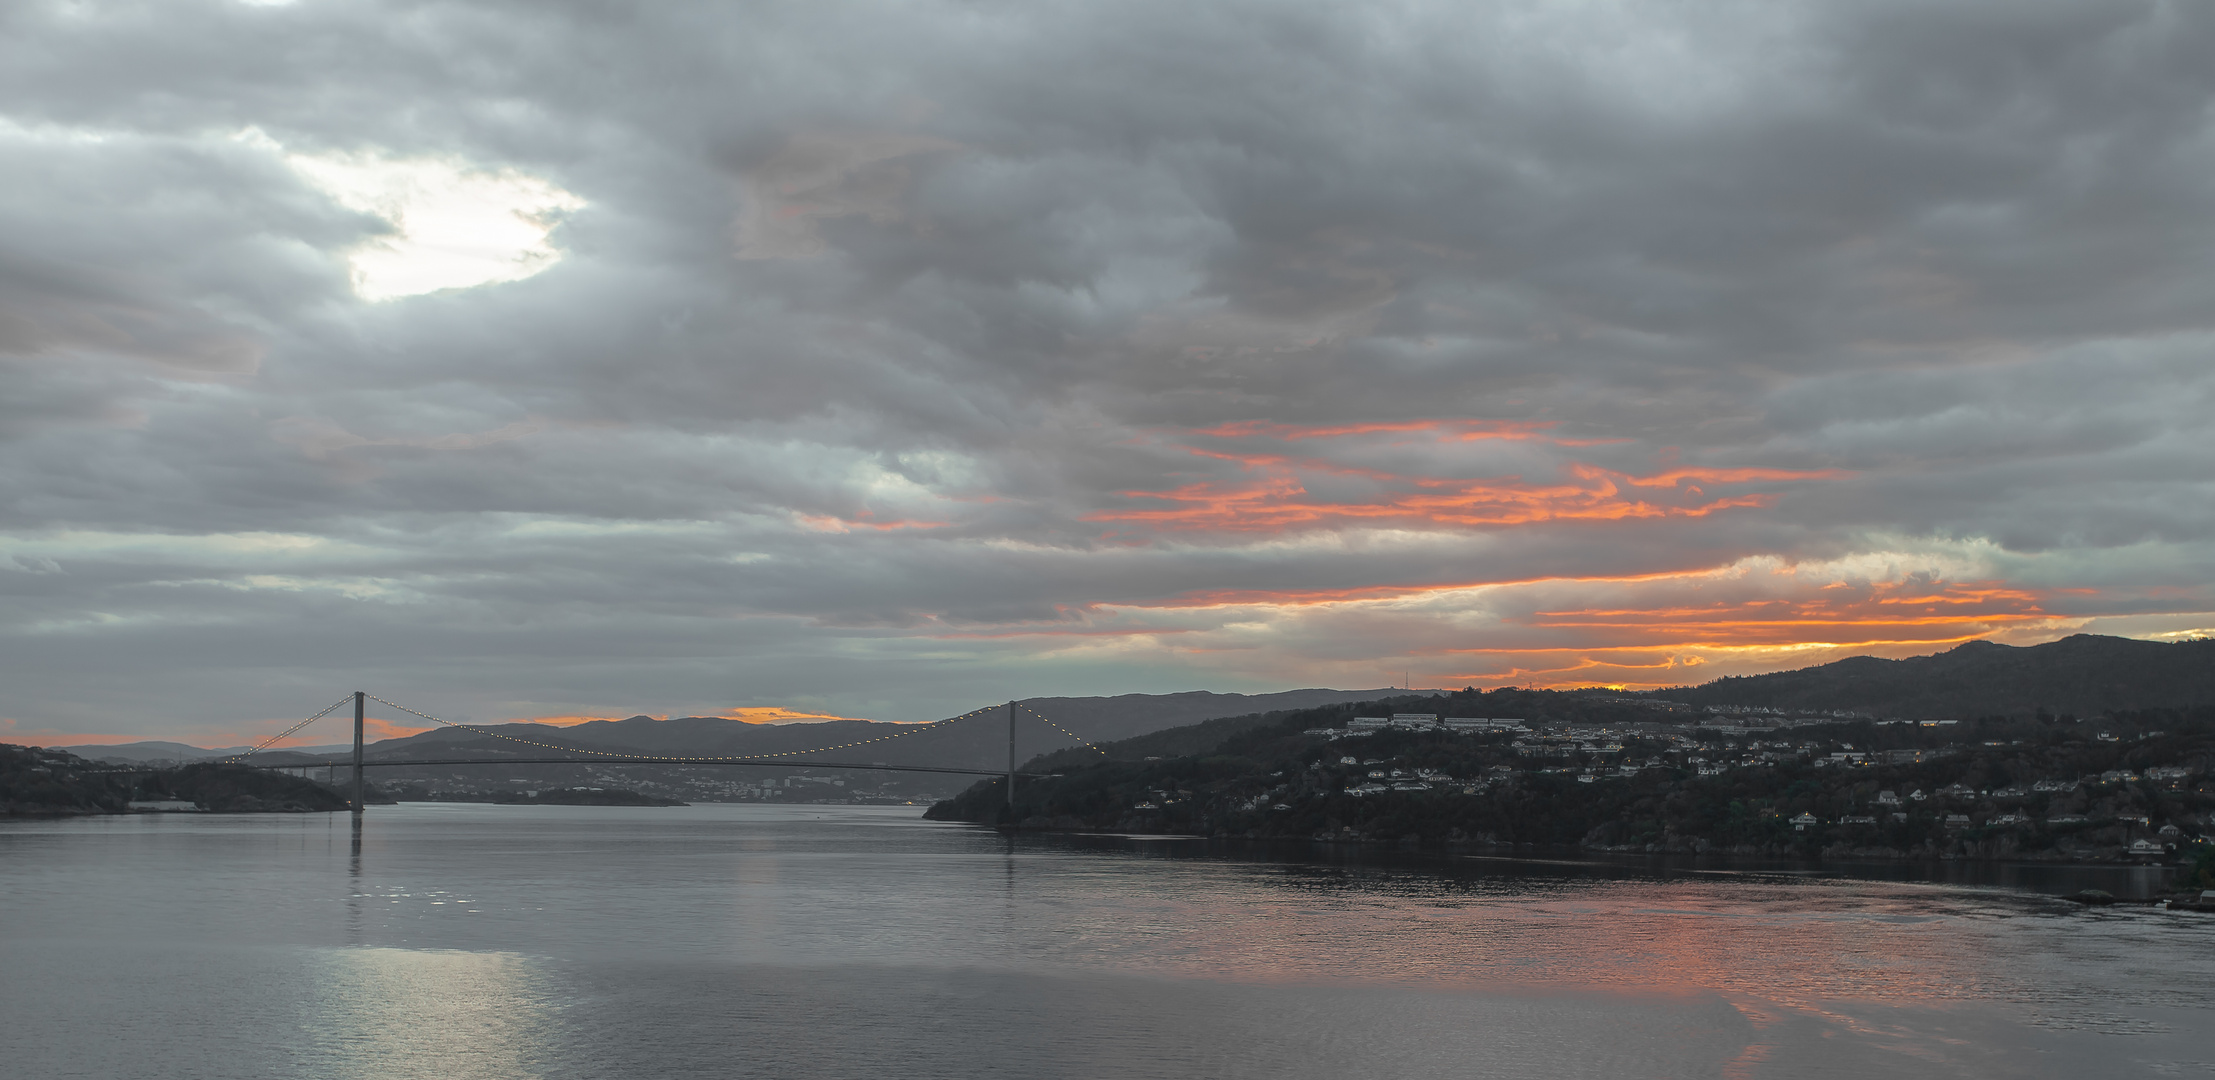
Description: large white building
1444,717,1528,732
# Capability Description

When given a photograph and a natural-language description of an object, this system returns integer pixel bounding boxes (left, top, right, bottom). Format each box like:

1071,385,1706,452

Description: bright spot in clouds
275,140,584,300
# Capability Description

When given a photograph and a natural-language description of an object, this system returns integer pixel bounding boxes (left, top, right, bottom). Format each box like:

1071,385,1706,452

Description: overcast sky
5,0,2213,745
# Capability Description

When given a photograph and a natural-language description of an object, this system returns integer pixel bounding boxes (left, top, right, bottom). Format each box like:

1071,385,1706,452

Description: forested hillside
929,689,2215,869
1,744,353,815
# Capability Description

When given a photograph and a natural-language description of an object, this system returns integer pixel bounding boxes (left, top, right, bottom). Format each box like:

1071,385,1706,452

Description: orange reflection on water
1026,864,2025,1009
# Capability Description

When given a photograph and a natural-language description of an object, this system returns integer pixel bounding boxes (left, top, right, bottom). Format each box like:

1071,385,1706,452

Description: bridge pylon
352,691,365,814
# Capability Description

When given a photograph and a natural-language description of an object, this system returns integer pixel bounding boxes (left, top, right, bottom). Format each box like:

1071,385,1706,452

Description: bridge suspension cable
1017,702,1108,755
218,694,356,764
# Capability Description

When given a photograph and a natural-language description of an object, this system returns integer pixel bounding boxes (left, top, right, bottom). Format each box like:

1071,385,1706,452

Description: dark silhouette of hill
1026,692,1456,772
1660,634,2215,718
1,743,354,815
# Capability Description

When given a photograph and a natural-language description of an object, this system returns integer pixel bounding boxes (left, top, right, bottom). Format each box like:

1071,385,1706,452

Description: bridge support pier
1006,700,1017,815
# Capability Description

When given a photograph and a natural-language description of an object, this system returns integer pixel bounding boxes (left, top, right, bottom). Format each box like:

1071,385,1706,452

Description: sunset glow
8,0,2211,742
902,549,2112,694
1089,424,1840,533
14,6,2215,1074
426,706,886,730
720,707,887,725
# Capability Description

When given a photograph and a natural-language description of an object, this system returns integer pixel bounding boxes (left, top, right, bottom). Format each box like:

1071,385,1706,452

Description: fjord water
3,806,2210,1079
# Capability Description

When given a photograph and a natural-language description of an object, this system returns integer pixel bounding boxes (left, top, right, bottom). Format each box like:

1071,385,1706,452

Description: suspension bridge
185,693,1106,813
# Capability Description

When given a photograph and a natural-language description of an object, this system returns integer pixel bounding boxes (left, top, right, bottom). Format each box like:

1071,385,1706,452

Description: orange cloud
1193,418,1574,443
721,706,885,725
1428,577,2068,688
1155,567,1708,609
1089,459,1834,532
1088,422,1839,534
1516,580,2053,645
908,550,2117,693
498,713,625,728
495,707,887,727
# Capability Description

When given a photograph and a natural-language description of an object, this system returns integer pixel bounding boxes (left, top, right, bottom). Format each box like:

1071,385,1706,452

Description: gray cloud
4,0,2214,739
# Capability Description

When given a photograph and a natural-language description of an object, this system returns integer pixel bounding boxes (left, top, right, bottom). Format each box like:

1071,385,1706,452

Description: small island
0,745,690,814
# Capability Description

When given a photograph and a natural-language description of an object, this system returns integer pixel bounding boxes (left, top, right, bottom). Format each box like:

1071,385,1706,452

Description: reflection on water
3,804,2212,1080
301,949,557,1080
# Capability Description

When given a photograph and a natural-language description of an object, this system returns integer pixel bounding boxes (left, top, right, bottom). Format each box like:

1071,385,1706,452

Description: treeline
1,743,353,815
1,744,132,815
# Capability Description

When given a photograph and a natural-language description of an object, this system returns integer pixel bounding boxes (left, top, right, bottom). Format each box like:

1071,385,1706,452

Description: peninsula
928,637,2215,879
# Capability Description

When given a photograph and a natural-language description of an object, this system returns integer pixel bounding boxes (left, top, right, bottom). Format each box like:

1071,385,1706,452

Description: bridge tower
351,691,365,814
1006,700,1017,812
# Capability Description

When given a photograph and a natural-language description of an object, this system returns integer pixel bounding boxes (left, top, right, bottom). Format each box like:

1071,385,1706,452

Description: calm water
3,804,2212,1079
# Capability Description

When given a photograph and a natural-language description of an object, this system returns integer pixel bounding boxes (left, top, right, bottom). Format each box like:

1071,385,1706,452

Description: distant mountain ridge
354,687,1421,769
45,741,362,763
70,687,1416,769
47,741,228,763
1659,634,2215,718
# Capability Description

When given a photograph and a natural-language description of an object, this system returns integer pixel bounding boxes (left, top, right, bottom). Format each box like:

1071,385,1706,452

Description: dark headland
926,636,2215,887
0,749,360,816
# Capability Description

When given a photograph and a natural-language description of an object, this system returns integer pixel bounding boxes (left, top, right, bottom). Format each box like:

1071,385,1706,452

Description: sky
4,0,2213,747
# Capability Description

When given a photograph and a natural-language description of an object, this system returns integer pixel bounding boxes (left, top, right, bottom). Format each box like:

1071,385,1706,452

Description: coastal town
932,688,2215,875
1299,711,2201,860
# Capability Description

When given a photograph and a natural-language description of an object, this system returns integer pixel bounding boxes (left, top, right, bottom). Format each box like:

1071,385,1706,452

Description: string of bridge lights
219,694,356,764
1019,703,1108,754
